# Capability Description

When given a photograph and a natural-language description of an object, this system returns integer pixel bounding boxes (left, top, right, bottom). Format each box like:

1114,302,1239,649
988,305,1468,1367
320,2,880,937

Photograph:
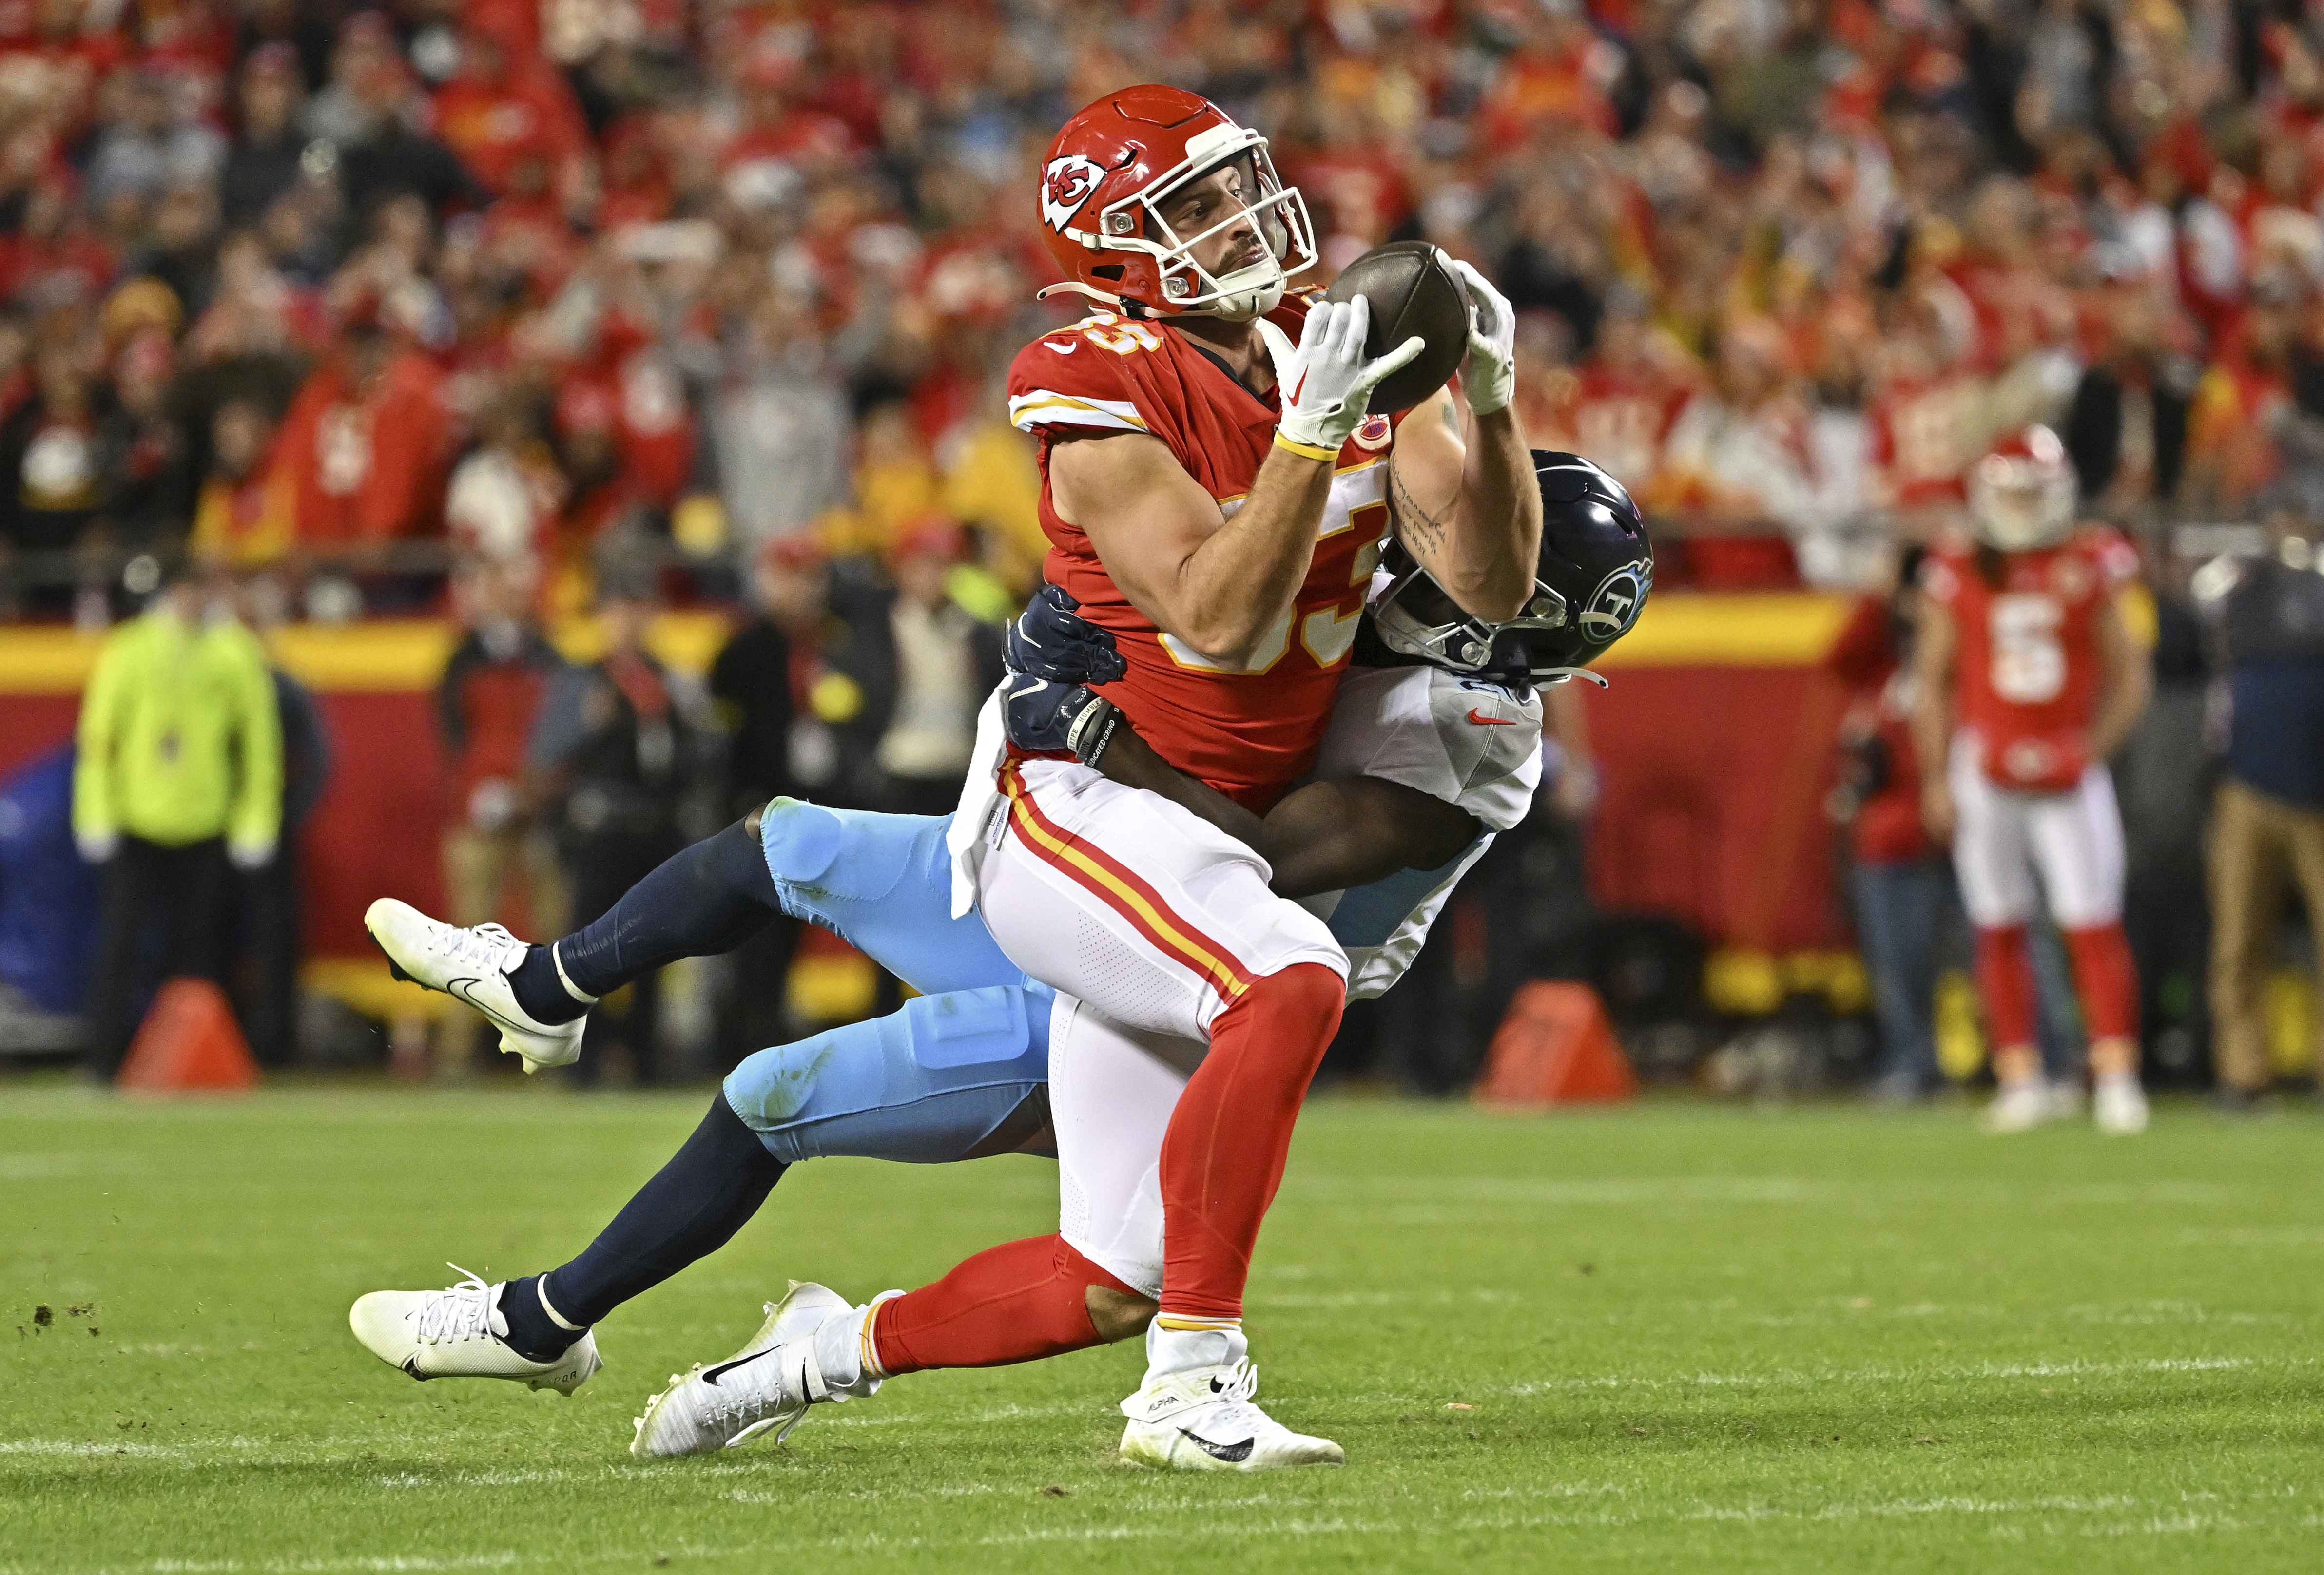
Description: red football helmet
1034,85,1317,322
1968,424,2077,550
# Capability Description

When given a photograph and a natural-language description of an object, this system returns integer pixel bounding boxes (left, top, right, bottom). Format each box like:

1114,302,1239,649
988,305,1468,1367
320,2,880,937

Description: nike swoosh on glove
998,671,1120,764
1441,254,1516,416
1274,296,1424,455
1006,584,1127,686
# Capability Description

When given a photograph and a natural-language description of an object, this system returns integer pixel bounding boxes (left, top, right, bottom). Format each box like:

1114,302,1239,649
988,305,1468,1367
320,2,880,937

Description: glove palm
1269,296,1424,455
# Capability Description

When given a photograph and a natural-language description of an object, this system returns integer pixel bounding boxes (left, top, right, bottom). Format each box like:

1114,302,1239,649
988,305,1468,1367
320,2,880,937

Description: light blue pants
720,795,1431,1165
722,801,1054,1164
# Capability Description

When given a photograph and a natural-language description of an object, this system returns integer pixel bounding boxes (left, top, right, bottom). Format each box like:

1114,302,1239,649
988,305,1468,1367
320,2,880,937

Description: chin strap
1034,281,1127,310
1034,279,1267,325
1536,669,1611,689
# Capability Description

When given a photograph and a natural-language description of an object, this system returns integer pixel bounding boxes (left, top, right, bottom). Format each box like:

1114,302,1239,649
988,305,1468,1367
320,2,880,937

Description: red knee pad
2062,922,2139,1041
1973,925,2037,1052
872,1233,1139,1377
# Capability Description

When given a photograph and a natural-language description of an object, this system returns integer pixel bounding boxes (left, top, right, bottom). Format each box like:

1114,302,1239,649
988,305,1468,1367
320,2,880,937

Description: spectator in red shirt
429,21,587,200
275,299,454,558
435,553,567,1067
1826,545,1947,1100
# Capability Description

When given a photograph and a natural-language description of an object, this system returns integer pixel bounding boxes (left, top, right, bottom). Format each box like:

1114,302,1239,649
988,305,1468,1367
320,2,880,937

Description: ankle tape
537,1279,586,1333
549,943,599,1006
859,1289,906,1382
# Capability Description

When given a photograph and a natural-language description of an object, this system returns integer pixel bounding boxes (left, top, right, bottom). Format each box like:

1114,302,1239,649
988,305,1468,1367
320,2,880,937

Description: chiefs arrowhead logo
1042,155,1108,233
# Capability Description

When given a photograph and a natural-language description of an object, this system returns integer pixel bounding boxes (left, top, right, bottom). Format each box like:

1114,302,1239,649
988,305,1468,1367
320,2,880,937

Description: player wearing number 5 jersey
1911,426,2154,1135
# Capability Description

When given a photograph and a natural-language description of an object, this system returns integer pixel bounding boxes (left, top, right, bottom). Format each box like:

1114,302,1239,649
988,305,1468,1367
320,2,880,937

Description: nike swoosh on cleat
446,978,534,1038
1176,1427,1255,1463
401,1356,427,1381
700,1347,779,1387
1465,709,1516,726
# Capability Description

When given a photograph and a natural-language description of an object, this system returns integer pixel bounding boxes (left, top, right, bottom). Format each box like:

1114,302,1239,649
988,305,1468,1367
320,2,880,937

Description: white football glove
1443,254,1516,416
1265,296,1423,457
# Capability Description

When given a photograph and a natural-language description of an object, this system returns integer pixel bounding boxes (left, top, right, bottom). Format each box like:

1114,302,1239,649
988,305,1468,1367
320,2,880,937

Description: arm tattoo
1388,453,1449,554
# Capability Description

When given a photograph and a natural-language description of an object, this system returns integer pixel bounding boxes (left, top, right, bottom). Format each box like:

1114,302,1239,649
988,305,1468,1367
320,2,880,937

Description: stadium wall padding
0,594,1852,980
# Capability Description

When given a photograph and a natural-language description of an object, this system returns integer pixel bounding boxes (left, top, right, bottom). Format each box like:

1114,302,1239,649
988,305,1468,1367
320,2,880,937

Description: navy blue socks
506,945,586,1026
496,1094,788,1359
504,819,784,1026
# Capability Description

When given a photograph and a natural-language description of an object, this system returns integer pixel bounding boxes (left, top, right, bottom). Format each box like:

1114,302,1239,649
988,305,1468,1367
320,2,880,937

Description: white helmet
1968,425,2077,551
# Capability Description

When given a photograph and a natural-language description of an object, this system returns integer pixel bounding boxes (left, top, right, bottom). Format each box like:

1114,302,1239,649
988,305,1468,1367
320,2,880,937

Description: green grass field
3,1083,2322,1573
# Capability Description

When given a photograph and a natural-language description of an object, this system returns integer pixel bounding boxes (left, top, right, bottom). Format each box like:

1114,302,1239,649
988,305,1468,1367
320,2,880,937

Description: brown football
1320,240,1472,416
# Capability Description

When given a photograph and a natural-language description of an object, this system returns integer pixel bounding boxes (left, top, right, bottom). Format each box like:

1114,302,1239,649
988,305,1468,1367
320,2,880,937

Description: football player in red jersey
917,85,1540,1468
1911,427,2155,1134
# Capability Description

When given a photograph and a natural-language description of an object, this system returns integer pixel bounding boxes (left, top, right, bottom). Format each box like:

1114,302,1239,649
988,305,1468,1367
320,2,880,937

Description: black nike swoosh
446,977,535,1037
701,1346,778,1387
401,1356,427,1381
1176,1427,1254,1463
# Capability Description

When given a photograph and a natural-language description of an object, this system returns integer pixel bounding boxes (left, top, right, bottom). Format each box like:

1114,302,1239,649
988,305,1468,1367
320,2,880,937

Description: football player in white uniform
621,454,1650,1465
353,457,1649,1468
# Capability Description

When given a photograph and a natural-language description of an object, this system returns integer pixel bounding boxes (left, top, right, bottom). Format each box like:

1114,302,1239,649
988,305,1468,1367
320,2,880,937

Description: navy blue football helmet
1366,450,1653,686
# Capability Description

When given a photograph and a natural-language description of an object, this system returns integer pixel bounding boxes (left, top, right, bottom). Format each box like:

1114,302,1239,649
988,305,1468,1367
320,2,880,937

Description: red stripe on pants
1159,961,1345,1322
1000,762,1255,1001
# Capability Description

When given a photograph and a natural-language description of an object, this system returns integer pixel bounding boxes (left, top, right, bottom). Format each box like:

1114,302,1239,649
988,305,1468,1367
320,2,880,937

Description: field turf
3,1083,2322,1572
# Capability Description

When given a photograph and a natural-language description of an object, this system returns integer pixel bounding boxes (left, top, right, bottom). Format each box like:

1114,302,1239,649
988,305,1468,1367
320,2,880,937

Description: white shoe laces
434,921,523,975
1175,1359,1274,1438
413,1265,497,1345
701,1363,794,1434
1212,1359,1260,1405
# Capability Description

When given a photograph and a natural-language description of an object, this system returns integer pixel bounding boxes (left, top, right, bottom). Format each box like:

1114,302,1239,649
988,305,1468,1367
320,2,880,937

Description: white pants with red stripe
1948,732,2126,929
970,756,1346,1302
972,757,1348,1040
1045,995,1195,1298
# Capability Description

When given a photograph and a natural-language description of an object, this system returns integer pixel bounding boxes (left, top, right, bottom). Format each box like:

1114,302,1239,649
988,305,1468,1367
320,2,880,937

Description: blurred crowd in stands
4,0,2324,620
12,0,2324,1095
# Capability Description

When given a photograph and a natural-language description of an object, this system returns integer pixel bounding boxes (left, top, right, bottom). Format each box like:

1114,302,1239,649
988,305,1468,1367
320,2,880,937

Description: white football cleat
2093,1076,2150,1135
364,898,584,1073
1981,1079,2064,1134
349,1265,600,1395
630,1282,867,1459
1118,1325,1343,1472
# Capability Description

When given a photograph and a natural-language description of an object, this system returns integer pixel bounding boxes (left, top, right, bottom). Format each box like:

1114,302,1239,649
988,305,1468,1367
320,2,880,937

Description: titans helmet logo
1580,558,1653,640
1041,155,1107,233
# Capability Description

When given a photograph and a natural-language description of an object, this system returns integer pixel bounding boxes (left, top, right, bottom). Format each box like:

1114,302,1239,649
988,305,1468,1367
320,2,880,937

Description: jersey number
1988,594,2066,704
1160,497,1388,675
1070,313,1163,356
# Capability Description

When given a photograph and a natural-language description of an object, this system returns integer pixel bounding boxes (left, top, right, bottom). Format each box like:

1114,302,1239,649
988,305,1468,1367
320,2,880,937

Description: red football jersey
1006,301,1397,810
1564,365,1680,495
1921,526,2139,791
1869,373,1982,508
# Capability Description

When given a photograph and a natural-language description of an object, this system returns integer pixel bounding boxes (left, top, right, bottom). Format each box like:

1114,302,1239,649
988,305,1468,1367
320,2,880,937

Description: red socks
1157,961,1345,1323
2062,922,2139,1042
867,960,1345,1366
870,1233,1135,1376
1977,921,2140,1058
1973,925,2037,1054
